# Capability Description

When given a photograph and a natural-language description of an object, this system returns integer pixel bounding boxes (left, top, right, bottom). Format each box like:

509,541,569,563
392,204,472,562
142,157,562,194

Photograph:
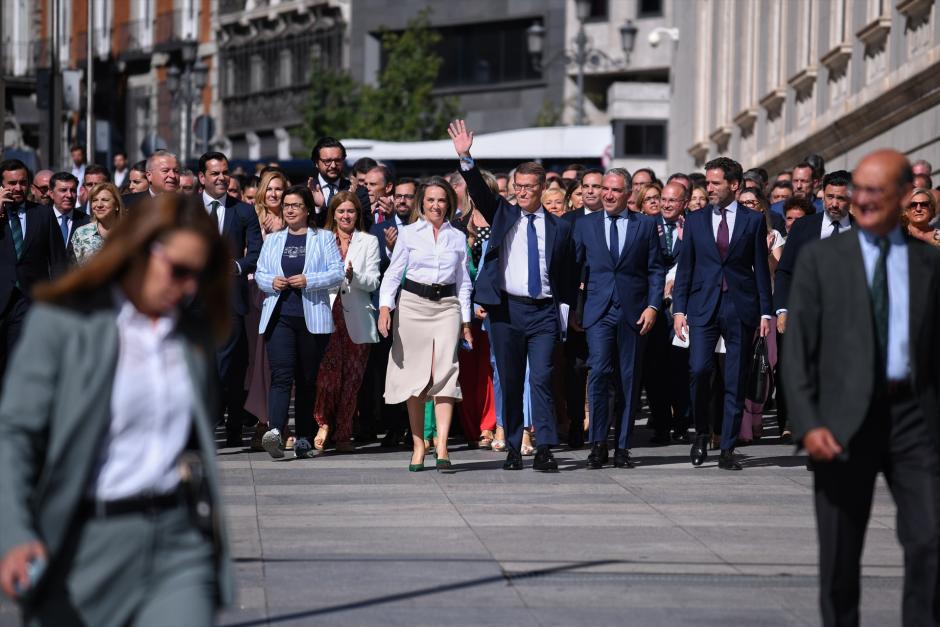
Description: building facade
670,0,940,177
348,0,567,135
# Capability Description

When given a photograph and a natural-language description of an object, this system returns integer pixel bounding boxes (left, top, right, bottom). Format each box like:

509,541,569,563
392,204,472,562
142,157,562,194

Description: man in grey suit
784,149,940,627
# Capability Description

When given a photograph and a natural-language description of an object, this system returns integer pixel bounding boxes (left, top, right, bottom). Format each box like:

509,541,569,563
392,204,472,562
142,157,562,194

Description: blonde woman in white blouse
378,177,473,472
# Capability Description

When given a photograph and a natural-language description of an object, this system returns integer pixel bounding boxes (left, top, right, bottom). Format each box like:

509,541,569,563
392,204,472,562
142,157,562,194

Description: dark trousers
488,296,559,453
0,289,27,383
775,331,789,433
216,313,249,437
585,299,646,449
813,392,940,627
359,330,408,436
264,313,329,439
643,311,672,434
689,294,753,451
563,328,588,441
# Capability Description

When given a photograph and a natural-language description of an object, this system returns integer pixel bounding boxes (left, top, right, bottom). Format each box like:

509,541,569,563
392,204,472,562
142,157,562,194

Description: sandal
521,430,535,456
492,439,507,452
314,424,329,451
478,430,494,449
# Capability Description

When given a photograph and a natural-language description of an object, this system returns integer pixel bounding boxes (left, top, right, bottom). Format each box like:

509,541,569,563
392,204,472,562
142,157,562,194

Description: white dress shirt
318,173,340,210
91,295,193,500
821,213,851,240
114,168,128,189
202,190,226,234
379,218,473,322
711,201,738,240
502,208,552,298
52,206,76,245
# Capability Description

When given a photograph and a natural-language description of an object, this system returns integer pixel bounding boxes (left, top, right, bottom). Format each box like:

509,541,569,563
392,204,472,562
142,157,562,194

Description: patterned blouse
71,222,105,265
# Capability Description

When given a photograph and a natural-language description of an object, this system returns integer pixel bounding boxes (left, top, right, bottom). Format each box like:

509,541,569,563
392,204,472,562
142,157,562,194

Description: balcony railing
223,88,309,134
2,40,51,76
116,19,152,55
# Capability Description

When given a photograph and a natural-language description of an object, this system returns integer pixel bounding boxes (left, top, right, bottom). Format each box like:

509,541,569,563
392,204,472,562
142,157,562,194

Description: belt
503,291,553,306
79,490,184,519
402,278,456,301
884,379,913,400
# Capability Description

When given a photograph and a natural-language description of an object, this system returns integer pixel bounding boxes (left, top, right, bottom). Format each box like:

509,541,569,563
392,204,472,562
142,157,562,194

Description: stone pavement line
248,454,271,626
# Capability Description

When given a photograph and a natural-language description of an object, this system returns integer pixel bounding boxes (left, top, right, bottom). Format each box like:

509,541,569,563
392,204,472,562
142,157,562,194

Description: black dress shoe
690,434,708,466
380,431,402,448
718,449,743,471
613,449,635,468
503,449,523,470
225,433,243,449
586,443,609,469
649,432,671,446
532,447,558,472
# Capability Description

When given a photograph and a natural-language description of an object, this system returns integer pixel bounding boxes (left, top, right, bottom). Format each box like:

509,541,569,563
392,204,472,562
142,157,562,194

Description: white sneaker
262,429,285,459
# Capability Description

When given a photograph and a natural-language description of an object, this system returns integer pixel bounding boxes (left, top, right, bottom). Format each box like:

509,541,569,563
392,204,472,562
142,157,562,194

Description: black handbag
745,336,772,404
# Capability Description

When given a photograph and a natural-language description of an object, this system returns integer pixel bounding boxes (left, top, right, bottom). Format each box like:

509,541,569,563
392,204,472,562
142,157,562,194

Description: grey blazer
782,230,940,451
0,290,235,606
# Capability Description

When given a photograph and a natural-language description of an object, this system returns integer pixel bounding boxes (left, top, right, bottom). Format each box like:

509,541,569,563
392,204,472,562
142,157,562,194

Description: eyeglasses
282,202,306,210
318,158,343,165
32,185,49,194
909,201,933,209
151,244,204,282
393,194,415,201
739,199,759,208
514,184,540,193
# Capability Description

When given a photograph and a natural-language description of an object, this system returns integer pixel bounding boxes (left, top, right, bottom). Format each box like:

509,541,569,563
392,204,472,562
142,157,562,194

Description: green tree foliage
302,9,459,144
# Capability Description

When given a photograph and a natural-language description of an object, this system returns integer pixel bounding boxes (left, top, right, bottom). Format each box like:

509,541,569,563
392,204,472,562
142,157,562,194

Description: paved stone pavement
0,425,905,627
213,427,903,627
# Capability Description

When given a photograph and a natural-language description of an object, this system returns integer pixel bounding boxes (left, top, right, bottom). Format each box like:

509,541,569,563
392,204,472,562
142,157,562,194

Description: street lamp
166,39,208,164
526,6,637,126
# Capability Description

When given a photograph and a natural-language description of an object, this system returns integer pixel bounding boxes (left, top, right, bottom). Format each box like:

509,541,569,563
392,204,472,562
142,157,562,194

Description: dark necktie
831,220,842,235
59,214,70,248
716,208,730,291
872,237,890,377
664,221,675,253
210,200,221,233
326,183,335,206
526,213,540,298
9,208,23,259
609,214,620,264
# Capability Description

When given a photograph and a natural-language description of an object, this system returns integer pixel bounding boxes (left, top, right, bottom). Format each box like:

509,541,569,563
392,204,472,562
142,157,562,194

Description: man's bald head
852,149,913,236
661,181,689,221
31,169,54,204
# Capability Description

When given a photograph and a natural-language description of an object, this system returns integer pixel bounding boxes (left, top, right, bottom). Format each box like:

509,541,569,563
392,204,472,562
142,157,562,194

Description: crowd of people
2,128,939,474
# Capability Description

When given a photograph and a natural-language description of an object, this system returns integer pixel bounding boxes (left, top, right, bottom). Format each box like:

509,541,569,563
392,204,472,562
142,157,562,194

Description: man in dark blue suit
308,137,371,229
0,159,65,381
450,120,575,471
574,170,665,469
673,157,772,470
198,151,263,448
770,161,824,217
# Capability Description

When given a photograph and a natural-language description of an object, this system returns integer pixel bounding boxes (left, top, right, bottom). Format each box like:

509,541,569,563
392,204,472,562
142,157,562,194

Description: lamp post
527,0,637,126
166,40,208,165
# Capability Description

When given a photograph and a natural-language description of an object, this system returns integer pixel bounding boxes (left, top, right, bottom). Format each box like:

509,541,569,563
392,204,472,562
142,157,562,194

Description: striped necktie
9,207,23,259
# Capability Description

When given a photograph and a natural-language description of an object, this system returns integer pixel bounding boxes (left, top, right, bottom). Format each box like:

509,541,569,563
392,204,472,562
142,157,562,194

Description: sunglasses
909,201,933,209
151,244,204,282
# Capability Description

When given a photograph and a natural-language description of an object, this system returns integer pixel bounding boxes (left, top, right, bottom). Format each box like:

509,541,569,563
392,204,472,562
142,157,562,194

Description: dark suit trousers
488,297,559,453
814,392,940,627
358,323,408,436
642,311,672,434
0,289,28,384
586,300,647,450
216,313,249,436
689,294,754,451
775,332,789,433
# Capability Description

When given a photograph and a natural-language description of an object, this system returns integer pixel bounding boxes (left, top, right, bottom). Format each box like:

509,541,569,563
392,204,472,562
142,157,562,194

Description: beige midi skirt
384,289,462,404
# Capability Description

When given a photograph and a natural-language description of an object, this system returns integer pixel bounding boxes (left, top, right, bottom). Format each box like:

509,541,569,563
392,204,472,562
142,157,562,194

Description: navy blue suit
0,201,65,380
215,193,262,437
461,164,575,454
672,203,772,450
575,210,666,449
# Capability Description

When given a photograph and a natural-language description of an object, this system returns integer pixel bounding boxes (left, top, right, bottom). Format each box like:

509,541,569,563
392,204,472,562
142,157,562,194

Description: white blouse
379,219,472,322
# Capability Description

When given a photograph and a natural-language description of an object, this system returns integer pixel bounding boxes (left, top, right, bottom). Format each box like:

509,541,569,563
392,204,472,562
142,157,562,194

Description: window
639,0,663,18
278,48,293,88
249,54,264,92
380,19,541,89
615,121,667,158
586,0,608,19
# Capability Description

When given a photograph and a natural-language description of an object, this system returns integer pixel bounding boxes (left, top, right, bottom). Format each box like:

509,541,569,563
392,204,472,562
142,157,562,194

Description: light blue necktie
59,214,70,248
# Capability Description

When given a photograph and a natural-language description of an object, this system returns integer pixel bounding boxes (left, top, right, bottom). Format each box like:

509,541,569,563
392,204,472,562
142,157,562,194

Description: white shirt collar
53,206,72,219
714,200,738,214
112,287,178,340
520,207,545,219
415,217,452,231
202,190,225,208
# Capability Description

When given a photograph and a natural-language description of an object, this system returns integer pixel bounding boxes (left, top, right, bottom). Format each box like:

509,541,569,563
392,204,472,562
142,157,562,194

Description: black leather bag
746,336,772,404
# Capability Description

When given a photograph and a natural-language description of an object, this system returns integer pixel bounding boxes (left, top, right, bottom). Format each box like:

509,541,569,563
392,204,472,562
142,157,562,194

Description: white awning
341,125,613,162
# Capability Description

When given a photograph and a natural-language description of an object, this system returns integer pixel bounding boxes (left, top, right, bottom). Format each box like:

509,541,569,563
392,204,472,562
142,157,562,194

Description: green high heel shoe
436,458,452,472
409,462,425,472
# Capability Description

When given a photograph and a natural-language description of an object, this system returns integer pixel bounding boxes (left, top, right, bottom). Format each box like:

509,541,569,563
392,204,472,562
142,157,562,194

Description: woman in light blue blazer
255,185,344,459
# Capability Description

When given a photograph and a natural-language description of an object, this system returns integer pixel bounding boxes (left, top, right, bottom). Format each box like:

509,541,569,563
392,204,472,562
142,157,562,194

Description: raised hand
447,120,474,157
